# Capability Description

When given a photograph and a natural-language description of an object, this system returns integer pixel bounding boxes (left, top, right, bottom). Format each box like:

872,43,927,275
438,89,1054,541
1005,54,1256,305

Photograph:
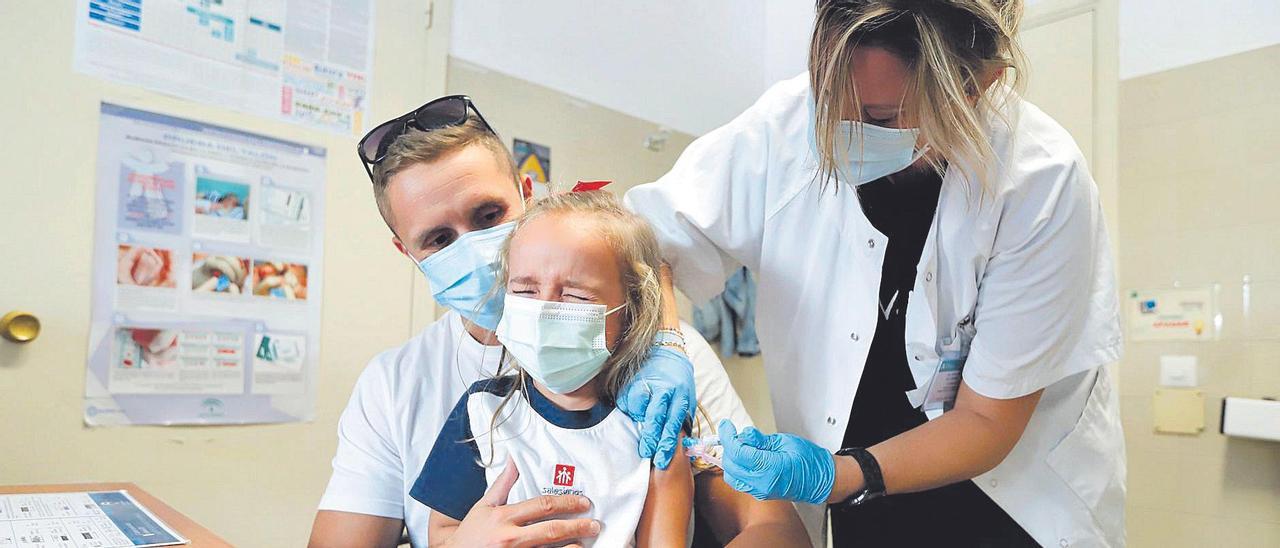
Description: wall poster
86,103,325,426
75,0,375,135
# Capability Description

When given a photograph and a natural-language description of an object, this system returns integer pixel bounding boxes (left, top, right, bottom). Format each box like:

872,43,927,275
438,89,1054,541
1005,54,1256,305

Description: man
309,96,805,547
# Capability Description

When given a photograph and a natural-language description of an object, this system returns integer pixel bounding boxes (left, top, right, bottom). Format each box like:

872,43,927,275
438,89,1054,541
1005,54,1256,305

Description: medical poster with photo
85,103,326,426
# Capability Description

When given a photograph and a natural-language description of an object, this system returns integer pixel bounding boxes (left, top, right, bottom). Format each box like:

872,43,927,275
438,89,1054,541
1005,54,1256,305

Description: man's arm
308,512,403,548
427,508,463,546
310,356,412,545
694,472,809,547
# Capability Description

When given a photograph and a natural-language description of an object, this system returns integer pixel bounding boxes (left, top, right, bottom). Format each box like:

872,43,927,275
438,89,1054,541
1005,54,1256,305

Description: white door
1020,0,1120,237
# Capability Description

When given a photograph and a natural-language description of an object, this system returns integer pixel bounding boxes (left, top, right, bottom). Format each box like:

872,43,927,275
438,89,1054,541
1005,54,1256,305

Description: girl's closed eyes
410,190,693,548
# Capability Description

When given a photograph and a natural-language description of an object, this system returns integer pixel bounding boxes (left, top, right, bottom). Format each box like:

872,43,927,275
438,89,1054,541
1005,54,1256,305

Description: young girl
410,190,693,547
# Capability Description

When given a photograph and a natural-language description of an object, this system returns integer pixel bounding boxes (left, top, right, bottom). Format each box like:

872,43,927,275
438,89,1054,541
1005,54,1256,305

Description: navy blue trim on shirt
409,376,617,522
524,377,614,429
409,379,504,521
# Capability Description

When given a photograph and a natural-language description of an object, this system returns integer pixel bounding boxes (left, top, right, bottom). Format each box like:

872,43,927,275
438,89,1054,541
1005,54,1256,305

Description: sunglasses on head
357,95,495,182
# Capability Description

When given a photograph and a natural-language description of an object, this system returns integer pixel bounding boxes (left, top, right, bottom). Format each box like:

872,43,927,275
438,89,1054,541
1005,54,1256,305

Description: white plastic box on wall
1220,397,1280,442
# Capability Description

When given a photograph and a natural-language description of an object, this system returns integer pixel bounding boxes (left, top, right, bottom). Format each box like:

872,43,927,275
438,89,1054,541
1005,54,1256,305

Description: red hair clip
521,175,535,198
571,180,611,193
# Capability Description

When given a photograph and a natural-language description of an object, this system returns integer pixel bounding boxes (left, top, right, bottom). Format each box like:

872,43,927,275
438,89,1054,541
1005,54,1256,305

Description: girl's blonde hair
492,190,665,402
474,191,709,462
810,0,1027,190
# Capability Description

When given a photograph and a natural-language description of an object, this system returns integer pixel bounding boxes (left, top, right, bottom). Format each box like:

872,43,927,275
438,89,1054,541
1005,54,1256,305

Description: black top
831,170,1037,547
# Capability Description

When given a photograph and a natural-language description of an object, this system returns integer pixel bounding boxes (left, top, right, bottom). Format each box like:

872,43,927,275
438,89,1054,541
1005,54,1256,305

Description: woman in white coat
625,1,1125,546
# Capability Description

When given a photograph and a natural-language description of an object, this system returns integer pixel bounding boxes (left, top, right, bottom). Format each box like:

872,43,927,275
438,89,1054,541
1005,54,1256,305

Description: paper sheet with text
0,491,187,548
74,0,374,135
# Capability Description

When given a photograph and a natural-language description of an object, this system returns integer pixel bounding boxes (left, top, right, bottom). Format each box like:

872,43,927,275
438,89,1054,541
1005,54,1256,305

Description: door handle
0,311,40,343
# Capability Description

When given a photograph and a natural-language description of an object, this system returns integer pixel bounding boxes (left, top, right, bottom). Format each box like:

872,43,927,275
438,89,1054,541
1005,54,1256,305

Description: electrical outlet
1159,355,1198,388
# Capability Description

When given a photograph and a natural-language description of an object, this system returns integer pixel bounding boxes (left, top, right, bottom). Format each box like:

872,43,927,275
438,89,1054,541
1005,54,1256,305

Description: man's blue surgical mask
416,221,515,330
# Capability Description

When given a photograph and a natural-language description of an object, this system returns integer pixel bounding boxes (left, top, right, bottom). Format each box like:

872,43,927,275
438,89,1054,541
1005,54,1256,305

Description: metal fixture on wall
0,310,40,343
643,127,672,152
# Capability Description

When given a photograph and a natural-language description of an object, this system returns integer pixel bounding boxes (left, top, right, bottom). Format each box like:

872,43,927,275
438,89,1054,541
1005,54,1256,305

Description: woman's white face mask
837,121,930,185
496,294,627,394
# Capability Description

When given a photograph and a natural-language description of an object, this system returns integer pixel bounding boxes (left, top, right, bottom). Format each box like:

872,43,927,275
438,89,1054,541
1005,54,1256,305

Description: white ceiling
451,1,1280,135
1119,0,1280,79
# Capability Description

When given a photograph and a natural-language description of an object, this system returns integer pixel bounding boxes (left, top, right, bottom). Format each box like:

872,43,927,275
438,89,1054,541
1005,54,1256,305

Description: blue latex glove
718,419,835,505
617,346,697,470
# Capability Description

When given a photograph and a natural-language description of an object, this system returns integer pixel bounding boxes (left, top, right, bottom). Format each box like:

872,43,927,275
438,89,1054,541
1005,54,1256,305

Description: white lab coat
625,73,1126,548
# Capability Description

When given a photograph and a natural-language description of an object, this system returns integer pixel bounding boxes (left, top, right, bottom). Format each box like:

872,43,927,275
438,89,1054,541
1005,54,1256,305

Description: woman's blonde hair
810,0,1027,190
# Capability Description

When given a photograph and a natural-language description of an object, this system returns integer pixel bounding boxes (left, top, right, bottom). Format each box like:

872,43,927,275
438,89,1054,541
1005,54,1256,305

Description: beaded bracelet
653,340,688,354
656,327,686,343
653,327,687,353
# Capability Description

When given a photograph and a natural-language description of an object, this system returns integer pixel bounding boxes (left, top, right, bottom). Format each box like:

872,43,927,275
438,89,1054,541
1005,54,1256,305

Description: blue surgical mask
837,121,929,185
416,222,515,330
496,294,627,394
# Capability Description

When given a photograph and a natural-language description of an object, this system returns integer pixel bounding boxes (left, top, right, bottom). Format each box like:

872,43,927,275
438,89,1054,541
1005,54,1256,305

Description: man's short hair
370,118,519,225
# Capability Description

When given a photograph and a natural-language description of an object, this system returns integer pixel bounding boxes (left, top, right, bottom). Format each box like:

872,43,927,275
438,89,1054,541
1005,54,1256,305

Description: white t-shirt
412,377,650,547
317,311,753,548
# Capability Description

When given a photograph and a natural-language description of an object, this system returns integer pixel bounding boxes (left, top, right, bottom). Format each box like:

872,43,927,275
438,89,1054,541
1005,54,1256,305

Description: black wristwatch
833,447,886,508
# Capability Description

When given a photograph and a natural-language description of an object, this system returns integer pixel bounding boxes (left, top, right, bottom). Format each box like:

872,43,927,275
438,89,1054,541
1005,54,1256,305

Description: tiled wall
1119,44,1280,546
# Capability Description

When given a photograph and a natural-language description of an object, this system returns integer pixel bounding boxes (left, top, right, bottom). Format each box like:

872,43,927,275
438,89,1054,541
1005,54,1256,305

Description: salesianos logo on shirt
553,464,575,487
542,463,584,496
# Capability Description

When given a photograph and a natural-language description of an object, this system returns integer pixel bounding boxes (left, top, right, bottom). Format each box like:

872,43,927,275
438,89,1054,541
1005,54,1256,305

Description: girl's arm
635,263,694,546
636,436,694,547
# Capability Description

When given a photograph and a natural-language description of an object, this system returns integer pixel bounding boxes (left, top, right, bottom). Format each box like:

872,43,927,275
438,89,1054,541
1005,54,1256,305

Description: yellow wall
1119,44,1280,546
0,6,722,545
0,1,450,545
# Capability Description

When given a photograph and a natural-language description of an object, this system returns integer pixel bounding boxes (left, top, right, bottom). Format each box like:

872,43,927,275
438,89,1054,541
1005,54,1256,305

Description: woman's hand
618,261,698,470
618,346,697,469
718,420,835,505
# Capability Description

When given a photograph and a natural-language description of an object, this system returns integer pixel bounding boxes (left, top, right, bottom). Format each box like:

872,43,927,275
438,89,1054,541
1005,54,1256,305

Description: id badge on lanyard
922,338,966,413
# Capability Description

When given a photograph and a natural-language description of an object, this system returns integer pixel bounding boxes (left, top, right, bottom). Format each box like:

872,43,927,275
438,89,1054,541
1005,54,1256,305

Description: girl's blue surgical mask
837,121,929,185
416,221,515,330
496,294,626,395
